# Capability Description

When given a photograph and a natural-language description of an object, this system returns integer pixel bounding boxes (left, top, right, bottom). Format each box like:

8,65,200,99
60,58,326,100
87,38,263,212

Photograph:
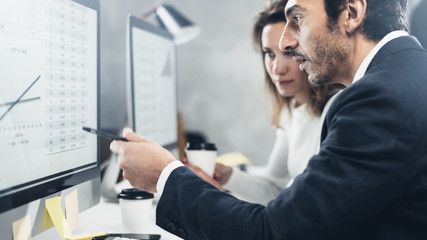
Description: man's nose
279,23,298,52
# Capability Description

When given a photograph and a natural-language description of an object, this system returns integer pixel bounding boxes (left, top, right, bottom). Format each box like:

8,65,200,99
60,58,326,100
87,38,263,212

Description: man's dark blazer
156,35,427,240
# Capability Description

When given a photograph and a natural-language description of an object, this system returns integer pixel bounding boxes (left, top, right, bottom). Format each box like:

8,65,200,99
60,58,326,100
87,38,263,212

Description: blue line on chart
0,97,41,108
0,75,41,122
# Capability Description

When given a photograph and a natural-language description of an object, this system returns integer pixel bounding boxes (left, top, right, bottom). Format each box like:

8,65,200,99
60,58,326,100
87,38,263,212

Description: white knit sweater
223,94,340,205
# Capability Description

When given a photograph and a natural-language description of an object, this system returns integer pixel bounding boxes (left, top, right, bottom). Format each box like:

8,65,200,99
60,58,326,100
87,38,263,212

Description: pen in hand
82,126,128,141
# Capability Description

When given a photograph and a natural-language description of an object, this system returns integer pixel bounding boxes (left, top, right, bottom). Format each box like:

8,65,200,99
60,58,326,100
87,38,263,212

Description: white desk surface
71,165,262,240
73,197,182,240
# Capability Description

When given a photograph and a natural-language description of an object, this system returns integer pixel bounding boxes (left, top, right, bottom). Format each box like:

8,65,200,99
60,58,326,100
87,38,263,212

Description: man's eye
293,16,301,24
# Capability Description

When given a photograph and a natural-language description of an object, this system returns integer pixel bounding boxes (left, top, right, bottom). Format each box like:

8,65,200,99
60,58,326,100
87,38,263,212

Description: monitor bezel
127,15,179,150
0,0,101,214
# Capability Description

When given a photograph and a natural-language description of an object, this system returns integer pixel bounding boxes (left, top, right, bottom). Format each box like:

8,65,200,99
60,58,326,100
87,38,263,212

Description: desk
32,165,260,240
73,197,182,240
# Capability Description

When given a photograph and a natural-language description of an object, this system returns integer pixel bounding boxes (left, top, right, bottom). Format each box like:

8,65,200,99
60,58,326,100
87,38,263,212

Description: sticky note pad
216,152,249,166
65,189,79,231
12,215,31,240
45,196,72,239
42,204,54,231
66,233,108,240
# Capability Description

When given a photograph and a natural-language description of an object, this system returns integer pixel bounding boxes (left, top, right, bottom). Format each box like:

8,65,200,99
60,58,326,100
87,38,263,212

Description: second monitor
126,15,178,150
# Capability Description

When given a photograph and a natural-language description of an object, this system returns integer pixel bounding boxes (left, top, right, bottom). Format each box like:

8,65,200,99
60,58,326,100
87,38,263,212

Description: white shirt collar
352,30,409,83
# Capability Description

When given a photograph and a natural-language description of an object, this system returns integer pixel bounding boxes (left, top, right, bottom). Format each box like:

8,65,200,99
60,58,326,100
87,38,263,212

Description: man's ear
344,0,367,34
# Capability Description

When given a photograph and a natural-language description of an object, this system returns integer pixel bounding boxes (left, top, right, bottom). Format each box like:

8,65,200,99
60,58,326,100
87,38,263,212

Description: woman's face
262,22,310,103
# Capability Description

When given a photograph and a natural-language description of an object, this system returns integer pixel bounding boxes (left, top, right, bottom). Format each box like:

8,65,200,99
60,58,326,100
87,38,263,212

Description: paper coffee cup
117,188,154,233
186,142,217,177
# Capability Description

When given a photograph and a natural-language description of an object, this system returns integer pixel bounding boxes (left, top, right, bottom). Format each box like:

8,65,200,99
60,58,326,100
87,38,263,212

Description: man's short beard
308,69,333,87
307,20,349,87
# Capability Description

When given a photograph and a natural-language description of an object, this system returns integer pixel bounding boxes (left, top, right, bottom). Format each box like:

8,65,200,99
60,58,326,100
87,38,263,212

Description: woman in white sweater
186,0,343,205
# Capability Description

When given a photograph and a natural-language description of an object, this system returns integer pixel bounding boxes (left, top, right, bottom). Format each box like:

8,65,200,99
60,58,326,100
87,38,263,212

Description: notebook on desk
92,233,161,240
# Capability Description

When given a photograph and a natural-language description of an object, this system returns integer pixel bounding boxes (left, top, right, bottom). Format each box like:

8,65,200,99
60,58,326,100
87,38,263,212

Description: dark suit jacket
156,36,427,240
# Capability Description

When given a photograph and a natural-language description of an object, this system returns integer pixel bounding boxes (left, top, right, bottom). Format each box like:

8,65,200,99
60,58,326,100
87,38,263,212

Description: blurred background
99,0,424,166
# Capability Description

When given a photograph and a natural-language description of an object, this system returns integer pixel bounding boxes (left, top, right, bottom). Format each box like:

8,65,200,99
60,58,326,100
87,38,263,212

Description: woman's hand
214,163,233,185
185,162,225,191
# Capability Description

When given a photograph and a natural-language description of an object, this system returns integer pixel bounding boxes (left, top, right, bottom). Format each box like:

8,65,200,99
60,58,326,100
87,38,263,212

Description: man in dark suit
110,0,427,239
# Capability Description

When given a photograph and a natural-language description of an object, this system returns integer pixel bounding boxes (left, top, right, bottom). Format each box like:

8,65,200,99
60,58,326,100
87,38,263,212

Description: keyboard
92,233,161,240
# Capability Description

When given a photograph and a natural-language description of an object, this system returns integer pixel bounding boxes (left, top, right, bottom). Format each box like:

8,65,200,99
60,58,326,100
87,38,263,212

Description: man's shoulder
321,39,427,144
368,35,427,75
330,36,427,114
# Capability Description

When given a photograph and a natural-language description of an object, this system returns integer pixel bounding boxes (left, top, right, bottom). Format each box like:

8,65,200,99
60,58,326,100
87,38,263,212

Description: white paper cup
186,142,217,177
118,188,154,233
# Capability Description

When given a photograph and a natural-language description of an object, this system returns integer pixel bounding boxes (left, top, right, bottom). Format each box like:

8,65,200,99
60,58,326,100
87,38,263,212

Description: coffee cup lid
186,142,217,151
117,188,154,200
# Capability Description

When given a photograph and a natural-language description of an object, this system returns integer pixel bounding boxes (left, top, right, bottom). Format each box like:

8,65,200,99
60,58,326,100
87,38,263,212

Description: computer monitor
0,0,100,238
126,15,178,150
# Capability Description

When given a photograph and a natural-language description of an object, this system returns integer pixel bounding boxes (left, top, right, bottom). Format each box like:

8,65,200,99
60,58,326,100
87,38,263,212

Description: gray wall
100,0,275,165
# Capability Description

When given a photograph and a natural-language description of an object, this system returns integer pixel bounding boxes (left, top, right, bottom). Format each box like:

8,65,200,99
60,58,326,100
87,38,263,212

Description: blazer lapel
366,36,424,73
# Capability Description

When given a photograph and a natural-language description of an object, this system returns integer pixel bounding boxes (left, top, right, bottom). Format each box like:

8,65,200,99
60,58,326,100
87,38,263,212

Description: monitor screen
0,0,100,237
127,15,178,150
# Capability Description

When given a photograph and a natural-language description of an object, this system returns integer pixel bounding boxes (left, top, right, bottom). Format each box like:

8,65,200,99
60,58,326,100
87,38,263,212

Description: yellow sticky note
12,215,31,240
45,196,72,239
42,204,54,231
65,189,79,231
66,233,108,240
216,152,249,166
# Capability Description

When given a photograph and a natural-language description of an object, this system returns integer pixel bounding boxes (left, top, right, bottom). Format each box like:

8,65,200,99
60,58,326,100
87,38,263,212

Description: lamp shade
154,4,200,45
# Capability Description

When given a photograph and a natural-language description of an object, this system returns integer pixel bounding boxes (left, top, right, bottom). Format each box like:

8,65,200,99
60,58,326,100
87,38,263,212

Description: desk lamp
141,4,200,45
